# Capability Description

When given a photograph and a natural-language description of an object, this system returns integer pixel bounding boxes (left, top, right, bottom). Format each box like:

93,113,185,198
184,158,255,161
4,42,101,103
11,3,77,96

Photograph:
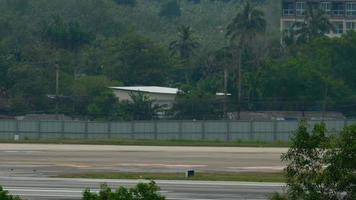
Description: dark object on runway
185,170,195,178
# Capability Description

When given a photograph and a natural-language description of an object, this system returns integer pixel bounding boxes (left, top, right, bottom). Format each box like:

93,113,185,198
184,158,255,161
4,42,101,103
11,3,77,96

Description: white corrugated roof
109,86,179,94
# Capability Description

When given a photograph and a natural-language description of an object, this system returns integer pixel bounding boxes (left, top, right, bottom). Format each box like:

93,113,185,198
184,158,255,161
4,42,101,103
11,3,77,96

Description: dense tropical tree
159,0,181,19
0,186,21,200
287,5,335,45
118,93,162,120
169,25,200,83
104,33,173,86
83,181,165,200
226,1,266,119
270,123,356,200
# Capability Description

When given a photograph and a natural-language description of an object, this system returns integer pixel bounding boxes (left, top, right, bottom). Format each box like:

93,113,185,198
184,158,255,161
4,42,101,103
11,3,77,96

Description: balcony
283,8,295,16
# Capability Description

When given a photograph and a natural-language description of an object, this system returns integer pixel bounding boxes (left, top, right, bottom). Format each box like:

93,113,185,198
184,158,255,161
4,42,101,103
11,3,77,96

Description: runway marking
0,176,285,187
57,163,91,168
227,166,285,171
117,163,207,168
5,188,84,193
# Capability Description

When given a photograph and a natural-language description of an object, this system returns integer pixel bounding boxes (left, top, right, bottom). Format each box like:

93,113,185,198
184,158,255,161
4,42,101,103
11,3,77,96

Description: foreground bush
83,181,165,200
270,123,356,200
0,186,21,200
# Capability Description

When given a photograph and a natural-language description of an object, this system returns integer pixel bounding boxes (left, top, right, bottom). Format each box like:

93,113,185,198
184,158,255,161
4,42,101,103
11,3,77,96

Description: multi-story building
281,0,356,36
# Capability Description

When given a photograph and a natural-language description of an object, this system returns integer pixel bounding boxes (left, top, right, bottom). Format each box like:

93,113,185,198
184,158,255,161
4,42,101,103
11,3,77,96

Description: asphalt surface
0,144,287,177
0,177,285,200
0,144,286,199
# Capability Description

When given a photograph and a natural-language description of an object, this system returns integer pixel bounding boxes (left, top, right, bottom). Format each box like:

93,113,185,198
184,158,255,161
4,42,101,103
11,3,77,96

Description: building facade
110,86,179,109
281,0,356,36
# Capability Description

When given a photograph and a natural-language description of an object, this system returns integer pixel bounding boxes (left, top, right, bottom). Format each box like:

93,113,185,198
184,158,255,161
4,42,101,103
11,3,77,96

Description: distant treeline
0,0,355,120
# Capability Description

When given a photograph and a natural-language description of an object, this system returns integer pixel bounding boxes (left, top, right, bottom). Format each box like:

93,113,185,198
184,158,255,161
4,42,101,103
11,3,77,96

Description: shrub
0,186,22,200
83,181,165,200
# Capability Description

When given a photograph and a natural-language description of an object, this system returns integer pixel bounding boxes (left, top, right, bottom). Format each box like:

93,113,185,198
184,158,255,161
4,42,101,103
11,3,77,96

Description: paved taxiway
0,144,287,176
1,176,285,200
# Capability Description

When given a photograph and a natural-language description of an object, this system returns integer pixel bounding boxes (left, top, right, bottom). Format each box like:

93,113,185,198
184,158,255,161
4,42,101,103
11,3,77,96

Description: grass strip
57,172,286,183
0,139,290,147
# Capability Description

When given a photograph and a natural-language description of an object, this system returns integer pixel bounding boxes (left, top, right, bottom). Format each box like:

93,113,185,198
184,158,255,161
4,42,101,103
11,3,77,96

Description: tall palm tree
169,25,200,83
291,5,335,44
226,2,266,119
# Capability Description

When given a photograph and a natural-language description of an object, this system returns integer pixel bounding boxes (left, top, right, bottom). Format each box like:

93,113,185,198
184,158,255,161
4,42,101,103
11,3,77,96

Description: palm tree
226,2,266,119
290,5,335,44
169,25,200,83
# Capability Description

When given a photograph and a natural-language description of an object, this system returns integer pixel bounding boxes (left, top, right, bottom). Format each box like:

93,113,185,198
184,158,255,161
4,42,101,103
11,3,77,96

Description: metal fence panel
346,120,356,126
111,122,132,134
181,122,203,133
229,121,250,133
254,121,274,133
157,122,180,133
134,122,154,133
18,121,38,132
325,120,345,135
254,132,275,142
205,121,227,133
40,121,62,133
0,119,354,142
275,132,293,142
64,121,85,133
0,133,13,140
0,120,16,132
87,122,108,133
277,121,298,132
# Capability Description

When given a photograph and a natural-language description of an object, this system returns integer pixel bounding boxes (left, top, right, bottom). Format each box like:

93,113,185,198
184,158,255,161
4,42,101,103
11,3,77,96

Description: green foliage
285,5,335,45
269,192,288,200
169,25,200,83
87,90,119,120
104,33,172,86
72,76,119,118
118,93,162,120
0,186,21,200
172,84,222,120
271,123,356,200
0,0,355,118
226,1,266,45
7,64,51,113
282,122,329,200
82,181,165,200
259,35,356,114
43,15,92,50
323,124,356,200
159,0,181,19
113,0,136,7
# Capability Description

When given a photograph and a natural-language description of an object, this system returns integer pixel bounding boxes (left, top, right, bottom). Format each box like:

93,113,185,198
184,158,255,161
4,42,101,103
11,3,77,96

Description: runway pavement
0,176,285,200
0,144,287,176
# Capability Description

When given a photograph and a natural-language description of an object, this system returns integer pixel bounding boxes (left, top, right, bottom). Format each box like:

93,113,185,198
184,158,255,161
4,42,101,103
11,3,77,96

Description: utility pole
223,48,228,120
55,64,59,120
224,68,228,119
322,86,328,122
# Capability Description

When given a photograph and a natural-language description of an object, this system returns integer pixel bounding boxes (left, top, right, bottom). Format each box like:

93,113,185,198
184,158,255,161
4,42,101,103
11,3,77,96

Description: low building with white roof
109,86,179,108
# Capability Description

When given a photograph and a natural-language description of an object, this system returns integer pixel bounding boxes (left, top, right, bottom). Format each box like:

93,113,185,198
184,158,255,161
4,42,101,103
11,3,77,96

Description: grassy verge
57,172,285,182
0,139,290,147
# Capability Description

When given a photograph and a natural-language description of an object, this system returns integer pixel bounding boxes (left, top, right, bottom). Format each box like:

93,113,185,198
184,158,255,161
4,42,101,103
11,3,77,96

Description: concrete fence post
108,122,112,139
38,121,42,140
273,120,278,142
61,120,65,139
201,121,206,140
84,121,88,139
153,121,158,140
131,121,135,140
226,121,230,142
249,121,254,141
178,121,183,140
15,120,20,140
